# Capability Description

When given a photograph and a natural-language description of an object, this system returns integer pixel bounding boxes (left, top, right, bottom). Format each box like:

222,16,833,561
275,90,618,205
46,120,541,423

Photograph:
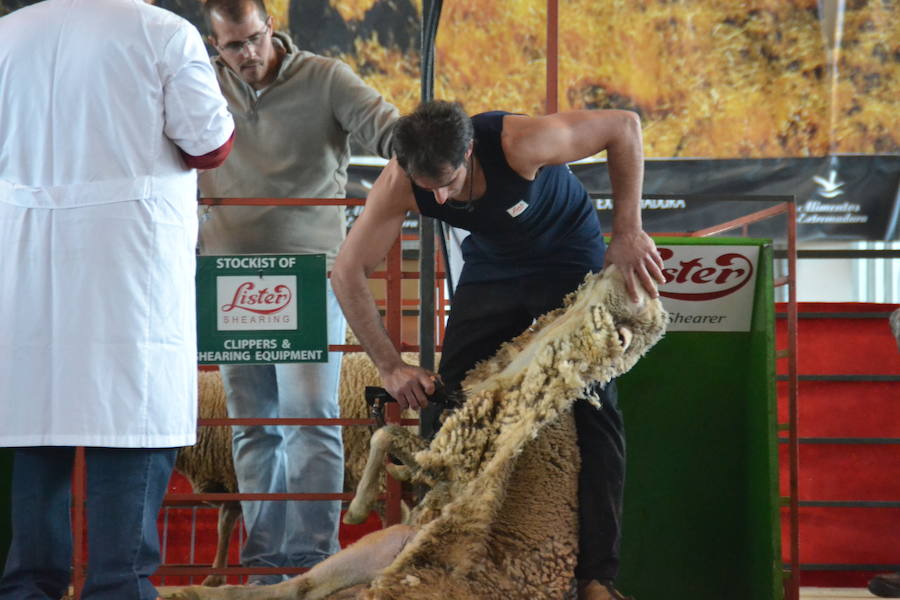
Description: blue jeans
220,286,346,583
0,446,177,600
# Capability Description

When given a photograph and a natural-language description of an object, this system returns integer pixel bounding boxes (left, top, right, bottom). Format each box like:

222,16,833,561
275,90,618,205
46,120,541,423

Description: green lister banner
196,254,327,364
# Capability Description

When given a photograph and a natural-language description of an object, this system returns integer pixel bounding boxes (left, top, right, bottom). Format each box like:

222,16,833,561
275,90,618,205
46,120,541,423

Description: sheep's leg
343,426,424,524
164,525,416,600
384,463,410,481
284,524,415,599
201,502,241,587
379,427,427,480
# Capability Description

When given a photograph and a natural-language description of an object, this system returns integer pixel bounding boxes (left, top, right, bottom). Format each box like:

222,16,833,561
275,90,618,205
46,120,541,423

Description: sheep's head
580,264,668,383
462,265,667,405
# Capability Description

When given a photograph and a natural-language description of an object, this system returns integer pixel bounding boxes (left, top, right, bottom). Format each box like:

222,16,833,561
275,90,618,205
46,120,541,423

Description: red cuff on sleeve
180,130,235,169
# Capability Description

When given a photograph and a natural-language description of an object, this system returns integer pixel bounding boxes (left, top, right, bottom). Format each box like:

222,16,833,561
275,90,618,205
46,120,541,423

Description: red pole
786,202,801,600
72,447,87,598
383,240,404,525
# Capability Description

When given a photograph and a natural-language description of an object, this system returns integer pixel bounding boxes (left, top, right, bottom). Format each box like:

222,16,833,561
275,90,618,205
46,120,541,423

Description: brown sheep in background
173,371,240,587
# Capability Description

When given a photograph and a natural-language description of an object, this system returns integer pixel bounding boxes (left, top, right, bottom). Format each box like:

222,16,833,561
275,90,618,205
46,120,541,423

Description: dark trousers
422,273,625,582
0,446,177,600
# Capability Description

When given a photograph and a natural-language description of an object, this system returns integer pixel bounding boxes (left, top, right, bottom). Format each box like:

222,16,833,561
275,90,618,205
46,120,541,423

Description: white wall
780,240,900,303
796,241,857,302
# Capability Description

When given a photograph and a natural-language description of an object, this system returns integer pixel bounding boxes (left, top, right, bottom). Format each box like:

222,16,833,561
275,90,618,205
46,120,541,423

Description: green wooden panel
616,239,781,600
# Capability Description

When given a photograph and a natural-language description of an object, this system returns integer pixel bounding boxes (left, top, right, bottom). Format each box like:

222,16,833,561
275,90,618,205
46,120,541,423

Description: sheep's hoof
161,588,202,600
201,574,226,587
342,505,371,525
385,463,412,482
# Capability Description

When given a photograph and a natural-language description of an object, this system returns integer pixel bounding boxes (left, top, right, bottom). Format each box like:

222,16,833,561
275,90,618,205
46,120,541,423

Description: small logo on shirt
507,200,529,218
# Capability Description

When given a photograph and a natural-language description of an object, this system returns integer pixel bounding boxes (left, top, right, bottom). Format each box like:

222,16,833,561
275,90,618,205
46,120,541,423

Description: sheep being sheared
165,264,668,600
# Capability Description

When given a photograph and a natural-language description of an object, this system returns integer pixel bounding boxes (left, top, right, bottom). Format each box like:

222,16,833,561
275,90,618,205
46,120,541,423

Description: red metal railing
784,203,801,600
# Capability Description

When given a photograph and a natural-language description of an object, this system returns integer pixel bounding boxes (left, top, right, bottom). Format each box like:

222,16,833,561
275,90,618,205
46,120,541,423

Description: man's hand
604,229,666,302
379,362,439,411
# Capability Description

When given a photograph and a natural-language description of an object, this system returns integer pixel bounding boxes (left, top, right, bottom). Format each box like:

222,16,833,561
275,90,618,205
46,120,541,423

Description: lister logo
217,275,298,331
658,248,754,301
655,245,759,332
222,281,293,315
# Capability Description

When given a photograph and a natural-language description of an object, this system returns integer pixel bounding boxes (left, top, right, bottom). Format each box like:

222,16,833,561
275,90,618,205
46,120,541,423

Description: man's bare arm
503,110,664,300
331,160,436,409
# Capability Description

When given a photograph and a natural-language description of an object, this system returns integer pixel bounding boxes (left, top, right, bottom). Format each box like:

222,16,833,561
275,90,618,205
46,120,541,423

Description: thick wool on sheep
165,264,668,600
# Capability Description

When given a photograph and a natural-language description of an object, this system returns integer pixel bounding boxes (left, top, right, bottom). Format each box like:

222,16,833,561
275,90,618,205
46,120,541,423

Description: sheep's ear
617,326,633,351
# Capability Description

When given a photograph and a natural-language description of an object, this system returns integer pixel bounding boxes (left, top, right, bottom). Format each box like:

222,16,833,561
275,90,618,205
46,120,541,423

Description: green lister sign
196,254,327,364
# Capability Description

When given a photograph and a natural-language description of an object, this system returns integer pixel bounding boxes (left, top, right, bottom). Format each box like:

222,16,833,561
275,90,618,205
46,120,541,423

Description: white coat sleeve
160,22,234,157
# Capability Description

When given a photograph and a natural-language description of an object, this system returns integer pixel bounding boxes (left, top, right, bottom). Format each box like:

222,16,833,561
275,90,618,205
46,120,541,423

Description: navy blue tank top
412,111,606,285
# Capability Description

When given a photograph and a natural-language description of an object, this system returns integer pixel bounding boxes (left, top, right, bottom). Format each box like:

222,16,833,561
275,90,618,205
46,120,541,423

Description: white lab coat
0,0,234,447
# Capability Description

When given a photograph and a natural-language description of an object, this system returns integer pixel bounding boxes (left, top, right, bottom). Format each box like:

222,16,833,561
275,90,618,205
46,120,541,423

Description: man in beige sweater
198,0,398,584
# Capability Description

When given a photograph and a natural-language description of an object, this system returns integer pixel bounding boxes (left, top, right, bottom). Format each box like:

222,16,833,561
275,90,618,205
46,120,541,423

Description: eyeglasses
218,23,270,56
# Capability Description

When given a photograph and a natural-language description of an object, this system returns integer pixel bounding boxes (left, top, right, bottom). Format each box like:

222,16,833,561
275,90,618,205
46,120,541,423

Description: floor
152,587,880,599
801,590,878,599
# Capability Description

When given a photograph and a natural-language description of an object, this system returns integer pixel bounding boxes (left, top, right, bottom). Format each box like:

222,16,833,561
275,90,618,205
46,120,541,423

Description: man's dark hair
392,100,474,181
203,0,268,39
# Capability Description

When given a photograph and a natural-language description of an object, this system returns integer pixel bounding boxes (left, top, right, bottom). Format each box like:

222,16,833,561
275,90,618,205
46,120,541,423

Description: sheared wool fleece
360,266,668,600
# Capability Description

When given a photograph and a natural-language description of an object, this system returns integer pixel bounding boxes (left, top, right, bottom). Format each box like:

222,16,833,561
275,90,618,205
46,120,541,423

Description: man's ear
207,35,217,48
